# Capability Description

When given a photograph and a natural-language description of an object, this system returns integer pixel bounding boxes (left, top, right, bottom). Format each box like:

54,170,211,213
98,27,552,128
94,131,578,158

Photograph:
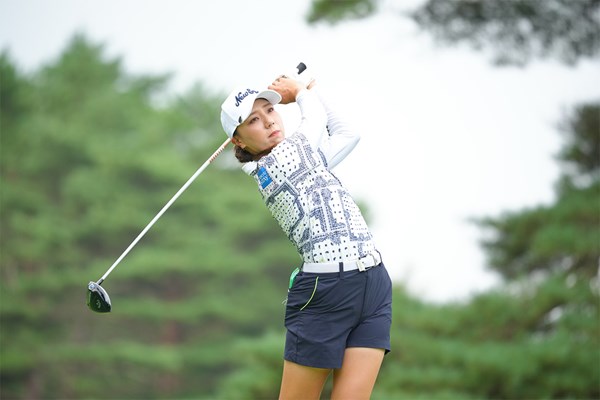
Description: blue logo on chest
257,166,273,189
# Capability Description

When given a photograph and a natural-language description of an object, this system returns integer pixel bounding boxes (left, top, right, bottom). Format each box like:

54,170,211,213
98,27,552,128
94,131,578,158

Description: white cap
220,87,282,138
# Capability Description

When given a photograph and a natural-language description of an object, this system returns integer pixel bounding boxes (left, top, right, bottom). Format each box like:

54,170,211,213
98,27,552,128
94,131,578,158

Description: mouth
269,130,282,138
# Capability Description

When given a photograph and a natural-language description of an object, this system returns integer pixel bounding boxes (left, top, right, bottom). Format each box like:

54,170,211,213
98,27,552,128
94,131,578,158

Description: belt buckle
357,259,366,272
362,253,379,272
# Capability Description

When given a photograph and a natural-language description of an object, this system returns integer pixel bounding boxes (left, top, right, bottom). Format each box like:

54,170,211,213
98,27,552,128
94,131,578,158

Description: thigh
279,360,331,400
331,347,385,400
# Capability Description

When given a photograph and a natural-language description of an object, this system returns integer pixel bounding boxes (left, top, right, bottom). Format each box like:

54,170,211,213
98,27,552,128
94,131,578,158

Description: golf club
87,138,231,312
87,62,309,313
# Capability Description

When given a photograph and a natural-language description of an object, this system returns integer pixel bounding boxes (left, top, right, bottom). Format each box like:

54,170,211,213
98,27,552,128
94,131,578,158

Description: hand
268,76,304,105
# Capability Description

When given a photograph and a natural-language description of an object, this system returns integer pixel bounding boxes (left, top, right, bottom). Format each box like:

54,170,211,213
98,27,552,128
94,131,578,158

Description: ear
231,136,245,149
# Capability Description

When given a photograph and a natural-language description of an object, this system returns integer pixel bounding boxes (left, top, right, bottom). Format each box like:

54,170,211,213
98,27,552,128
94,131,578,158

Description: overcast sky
2,0,598,303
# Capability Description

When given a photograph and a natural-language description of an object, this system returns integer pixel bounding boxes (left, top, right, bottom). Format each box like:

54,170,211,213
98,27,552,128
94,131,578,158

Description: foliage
0,35,299,399
475,181,599,281
410,0,600,66
306,0,377,25
470,100,600,399
378,278,599,399
306,0,600,66
557,103,600,187
1,33,599,399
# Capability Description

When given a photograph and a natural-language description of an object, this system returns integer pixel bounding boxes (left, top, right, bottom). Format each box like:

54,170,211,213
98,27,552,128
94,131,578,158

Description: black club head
87,281,112,313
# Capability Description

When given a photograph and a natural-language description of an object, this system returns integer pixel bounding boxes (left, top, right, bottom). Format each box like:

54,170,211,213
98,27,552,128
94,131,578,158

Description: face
232,98,285,157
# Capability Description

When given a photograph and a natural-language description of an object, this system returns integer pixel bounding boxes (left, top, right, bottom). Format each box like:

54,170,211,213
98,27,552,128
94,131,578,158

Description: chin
271,136,284,146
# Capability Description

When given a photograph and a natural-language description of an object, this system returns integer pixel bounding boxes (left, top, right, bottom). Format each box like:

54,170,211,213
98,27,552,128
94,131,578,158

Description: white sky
1,0,598,303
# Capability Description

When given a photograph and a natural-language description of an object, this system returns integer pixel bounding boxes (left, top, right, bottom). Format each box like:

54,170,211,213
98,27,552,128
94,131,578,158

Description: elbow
317,109,328,130
345,132,360,155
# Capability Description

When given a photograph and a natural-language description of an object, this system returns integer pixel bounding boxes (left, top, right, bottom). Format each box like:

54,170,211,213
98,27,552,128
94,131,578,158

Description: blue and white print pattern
250,133,376,263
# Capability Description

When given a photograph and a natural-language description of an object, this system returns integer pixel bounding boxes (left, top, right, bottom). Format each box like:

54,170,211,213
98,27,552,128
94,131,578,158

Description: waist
302,252,382,274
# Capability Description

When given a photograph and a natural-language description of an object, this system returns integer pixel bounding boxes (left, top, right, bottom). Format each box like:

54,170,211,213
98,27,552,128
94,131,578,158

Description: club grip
291,62,313,87
296,62,307,75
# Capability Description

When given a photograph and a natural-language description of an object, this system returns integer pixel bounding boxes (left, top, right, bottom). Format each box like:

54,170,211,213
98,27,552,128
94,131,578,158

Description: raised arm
268,77,327,150
313,87,360,170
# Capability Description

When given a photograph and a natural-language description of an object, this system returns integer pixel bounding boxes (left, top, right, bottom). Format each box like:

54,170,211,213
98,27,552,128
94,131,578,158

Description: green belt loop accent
289,267,300,289
300,277,319,311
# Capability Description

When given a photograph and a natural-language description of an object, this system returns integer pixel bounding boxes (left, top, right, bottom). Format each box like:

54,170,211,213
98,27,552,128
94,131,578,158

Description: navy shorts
283,262,393,369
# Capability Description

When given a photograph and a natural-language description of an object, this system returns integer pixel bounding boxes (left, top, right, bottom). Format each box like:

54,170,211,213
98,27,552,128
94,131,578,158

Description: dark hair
232,129,255,163
234,145,255,163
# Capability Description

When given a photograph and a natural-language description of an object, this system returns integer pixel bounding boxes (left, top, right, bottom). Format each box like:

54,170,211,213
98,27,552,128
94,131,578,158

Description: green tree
468,103,600,399
306,0,600,66
306,0,378,24
304,1,599,398
557,103,600,186
2,24,598,399
0,35,299,399
370,106,599,398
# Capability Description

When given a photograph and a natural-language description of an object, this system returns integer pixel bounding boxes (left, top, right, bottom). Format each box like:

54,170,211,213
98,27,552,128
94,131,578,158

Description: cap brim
220,88,282,139
256,89,282,105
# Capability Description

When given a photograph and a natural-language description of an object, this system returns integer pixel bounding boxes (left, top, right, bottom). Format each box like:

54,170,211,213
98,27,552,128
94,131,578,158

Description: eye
267,106,275,113
248,116,259,124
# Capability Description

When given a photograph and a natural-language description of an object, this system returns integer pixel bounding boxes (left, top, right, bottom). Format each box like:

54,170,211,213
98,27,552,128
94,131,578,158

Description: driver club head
87,281,112,313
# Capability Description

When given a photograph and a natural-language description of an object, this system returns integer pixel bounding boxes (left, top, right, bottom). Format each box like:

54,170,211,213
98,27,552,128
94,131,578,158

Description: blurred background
1,0,598,399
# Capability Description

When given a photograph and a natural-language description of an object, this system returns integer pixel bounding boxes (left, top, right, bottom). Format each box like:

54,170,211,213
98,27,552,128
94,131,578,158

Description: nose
266,120,275,128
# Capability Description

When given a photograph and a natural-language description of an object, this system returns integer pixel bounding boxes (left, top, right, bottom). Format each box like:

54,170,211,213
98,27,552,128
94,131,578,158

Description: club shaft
98,138,231,284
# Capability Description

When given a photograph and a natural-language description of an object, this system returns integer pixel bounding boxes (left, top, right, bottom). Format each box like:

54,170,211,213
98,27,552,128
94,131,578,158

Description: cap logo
234,89,259,107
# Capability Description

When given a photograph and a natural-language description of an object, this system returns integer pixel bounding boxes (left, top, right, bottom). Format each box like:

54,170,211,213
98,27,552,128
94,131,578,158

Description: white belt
302,253,381,274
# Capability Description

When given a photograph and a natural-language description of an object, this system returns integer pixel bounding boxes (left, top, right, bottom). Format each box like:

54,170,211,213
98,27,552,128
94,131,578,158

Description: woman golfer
220,72,392,399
